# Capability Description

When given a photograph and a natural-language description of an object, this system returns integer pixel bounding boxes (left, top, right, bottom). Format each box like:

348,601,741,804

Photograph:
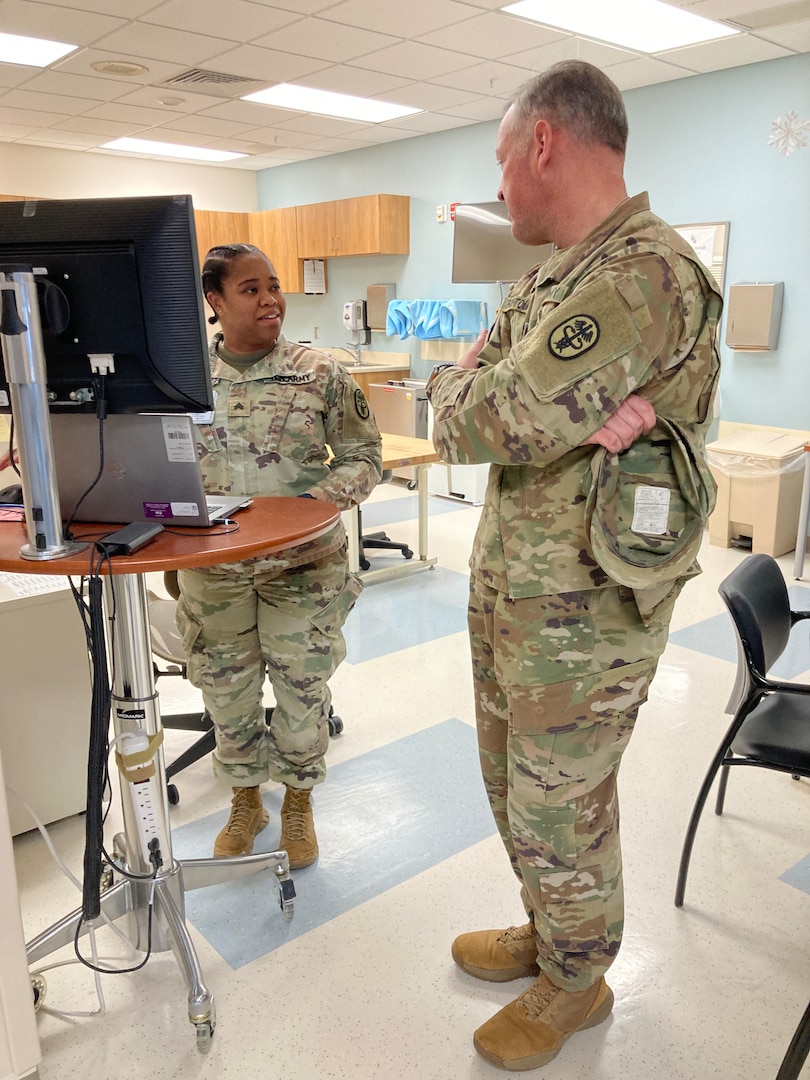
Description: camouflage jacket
427,193,722,602
194,334,382,568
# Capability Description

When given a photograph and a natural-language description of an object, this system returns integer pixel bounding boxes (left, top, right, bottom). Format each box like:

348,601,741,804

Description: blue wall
258,54,810,425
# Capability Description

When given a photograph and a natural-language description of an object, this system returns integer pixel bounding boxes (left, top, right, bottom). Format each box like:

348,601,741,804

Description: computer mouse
0,483,23,504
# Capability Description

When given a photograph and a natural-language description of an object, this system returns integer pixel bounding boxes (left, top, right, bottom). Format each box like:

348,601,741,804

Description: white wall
0,142,257,211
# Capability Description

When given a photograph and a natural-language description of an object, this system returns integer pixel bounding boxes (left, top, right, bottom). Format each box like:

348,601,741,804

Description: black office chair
674,554,810,908
358,469,413,571
149,571,343,805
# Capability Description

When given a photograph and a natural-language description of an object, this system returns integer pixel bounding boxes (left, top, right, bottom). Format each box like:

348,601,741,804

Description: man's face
496,107,548,247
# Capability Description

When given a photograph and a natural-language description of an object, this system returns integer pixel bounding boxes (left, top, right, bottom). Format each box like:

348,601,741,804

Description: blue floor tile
344,566,470,663
172,719,495,969
780,853,810,894
669,585,810,679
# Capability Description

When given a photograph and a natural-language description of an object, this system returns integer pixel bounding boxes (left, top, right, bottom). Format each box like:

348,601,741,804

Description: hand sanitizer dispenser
343,300,370,345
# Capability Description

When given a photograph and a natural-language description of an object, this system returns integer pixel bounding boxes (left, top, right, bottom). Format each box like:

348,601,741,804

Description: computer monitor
451,201,553,284
0,194,213,414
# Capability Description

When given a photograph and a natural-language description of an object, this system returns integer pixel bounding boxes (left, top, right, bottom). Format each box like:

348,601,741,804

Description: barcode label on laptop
161,417,197,463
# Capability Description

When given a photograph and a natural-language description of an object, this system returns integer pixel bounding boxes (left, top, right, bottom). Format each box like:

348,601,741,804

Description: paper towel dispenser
724,282,784,351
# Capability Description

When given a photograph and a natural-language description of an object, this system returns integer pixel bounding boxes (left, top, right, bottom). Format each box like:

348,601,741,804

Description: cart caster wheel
360,557,370,570
31,975,46,1012
407,480,417,491
278,876,296,921
328,713,344,736
403,548,414,559
167,784,180,805
195,1020,215,1055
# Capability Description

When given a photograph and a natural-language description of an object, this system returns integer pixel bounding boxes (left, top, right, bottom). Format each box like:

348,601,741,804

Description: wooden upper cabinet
297,194,409,258
193,209,250,268
248,206,302,294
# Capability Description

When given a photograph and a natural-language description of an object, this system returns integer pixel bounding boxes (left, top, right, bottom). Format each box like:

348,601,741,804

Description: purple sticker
144,503,172,519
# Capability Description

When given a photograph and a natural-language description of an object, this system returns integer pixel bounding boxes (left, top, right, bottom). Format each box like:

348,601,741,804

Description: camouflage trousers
176,545,361,789
468,578,677,991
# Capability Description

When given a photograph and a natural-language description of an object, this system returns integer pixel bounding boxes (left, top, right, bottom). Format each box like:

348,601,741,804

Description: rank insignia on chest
548,315,600,360
354,389,370,419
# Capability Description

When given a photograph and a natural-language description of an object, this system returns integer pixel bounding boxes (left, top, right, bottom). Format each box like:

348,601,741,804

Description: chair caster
167,783,180,805
402,547,413,559
407,480,417,491
360,556,370,570
328,713,344,736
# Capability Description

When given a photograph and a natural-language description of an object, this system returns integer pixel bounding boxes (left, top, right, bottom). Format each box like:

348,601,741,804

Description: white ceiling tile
51,116,144,137
141,0,303,39
140,126,220,146
87,23,230,67
298,65,411,97
22,128,109,147
0,0,126,45
246,0,339,12
657,32,791,70
271,112,369,136
53,48,188,87
201,44,327,82
112,86,228,114
440,96,508,121
0,64,40,89
371,81,479,111
299,135,375,151
315,0,476,36
0,120,37,136
384,111,477,133
680,0,797,17
510,36,638,73
0,88,103,114
345,124,422,144
756,18,810,48
202,99,308,126
227,125,318,147
429,58,531,96
159,113,259,138
418,11,566,59
254,17,398,62
18,70,134,101
84,101,184,126
20,0,158,14
0,104,68,126
607,56,696,91
348,40,474,80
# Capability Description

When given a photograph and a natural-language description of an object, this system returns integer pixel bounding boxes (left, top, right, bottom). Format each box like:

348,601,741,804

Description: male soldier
426,61,721,1071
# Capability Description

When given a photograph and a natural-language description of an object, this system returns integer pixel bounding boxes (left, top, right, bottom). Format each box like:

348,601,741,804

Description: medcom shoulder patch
548,314,600,361
354,388,370,419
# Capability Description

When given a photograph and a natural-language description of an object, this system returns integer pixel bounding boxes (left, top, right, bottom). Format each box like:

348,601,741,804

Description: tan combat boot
279,785,318,869
213,786,269,857
452,923,540,982
473,972,614,1071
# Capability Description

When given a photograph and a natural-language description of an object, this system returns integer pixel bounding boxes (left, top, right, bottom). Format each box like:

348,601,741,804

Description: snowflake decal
768,111,810,157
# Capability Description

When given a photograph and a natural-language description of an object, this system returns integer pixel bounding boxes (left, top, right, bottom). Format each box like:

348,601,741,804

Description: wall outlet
436,204,448,223
313,325,319,339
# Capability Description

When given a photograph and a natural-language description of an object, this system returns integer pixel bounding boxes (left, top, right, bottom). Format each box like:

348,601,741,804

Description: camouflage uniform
176,334,382,788
427,193,721,991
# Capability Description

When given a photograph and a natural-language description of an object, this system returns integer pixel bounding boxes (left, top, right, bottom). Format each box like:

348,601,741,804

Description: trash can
707,429,807,556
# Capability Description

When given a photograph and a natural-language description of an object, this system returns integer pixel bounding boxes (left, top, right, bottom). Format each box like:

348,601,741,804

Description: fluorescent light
243,83,421,124
0,31,77,67
100,138,246,162
502,0,740,52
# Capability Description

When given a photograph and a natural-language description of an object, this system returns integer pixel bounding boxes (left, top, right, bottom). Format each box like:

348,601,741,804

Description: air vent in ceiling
158,69,266,99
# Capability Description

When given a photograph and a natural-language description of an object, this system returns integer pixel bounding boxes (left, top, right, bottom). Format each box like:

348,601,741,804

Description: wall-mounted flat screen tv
451,201,553,284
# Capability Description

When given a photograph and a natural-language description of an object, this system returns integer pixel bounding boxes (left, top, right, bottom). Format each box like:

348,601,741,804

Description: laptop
49,413,251,526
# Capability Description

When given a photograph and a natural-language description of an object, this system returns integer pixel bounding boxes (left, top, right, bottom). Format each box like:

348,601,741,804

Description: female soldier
176,244,382,867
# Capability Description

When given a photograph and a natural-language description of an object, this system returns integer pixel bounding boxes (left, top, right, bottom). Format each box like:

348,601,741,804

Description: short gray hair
509,60,628,154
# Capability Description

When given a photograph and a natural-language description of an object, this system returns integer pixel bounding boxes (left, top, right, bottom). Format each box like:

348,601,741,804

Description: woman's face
207,252,286,354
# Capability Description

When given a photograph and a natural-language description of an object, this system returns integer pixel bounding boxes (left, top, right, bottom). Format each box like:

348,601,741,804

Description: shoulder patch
354,388,370,419
548,314,600,361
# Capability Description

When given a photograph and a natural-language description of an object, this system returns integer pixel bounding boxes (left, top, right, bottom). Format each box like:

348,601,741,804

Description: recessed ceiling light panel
0,31,77,67
243,83,421,124
502,0,740,52
100,138,246,163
